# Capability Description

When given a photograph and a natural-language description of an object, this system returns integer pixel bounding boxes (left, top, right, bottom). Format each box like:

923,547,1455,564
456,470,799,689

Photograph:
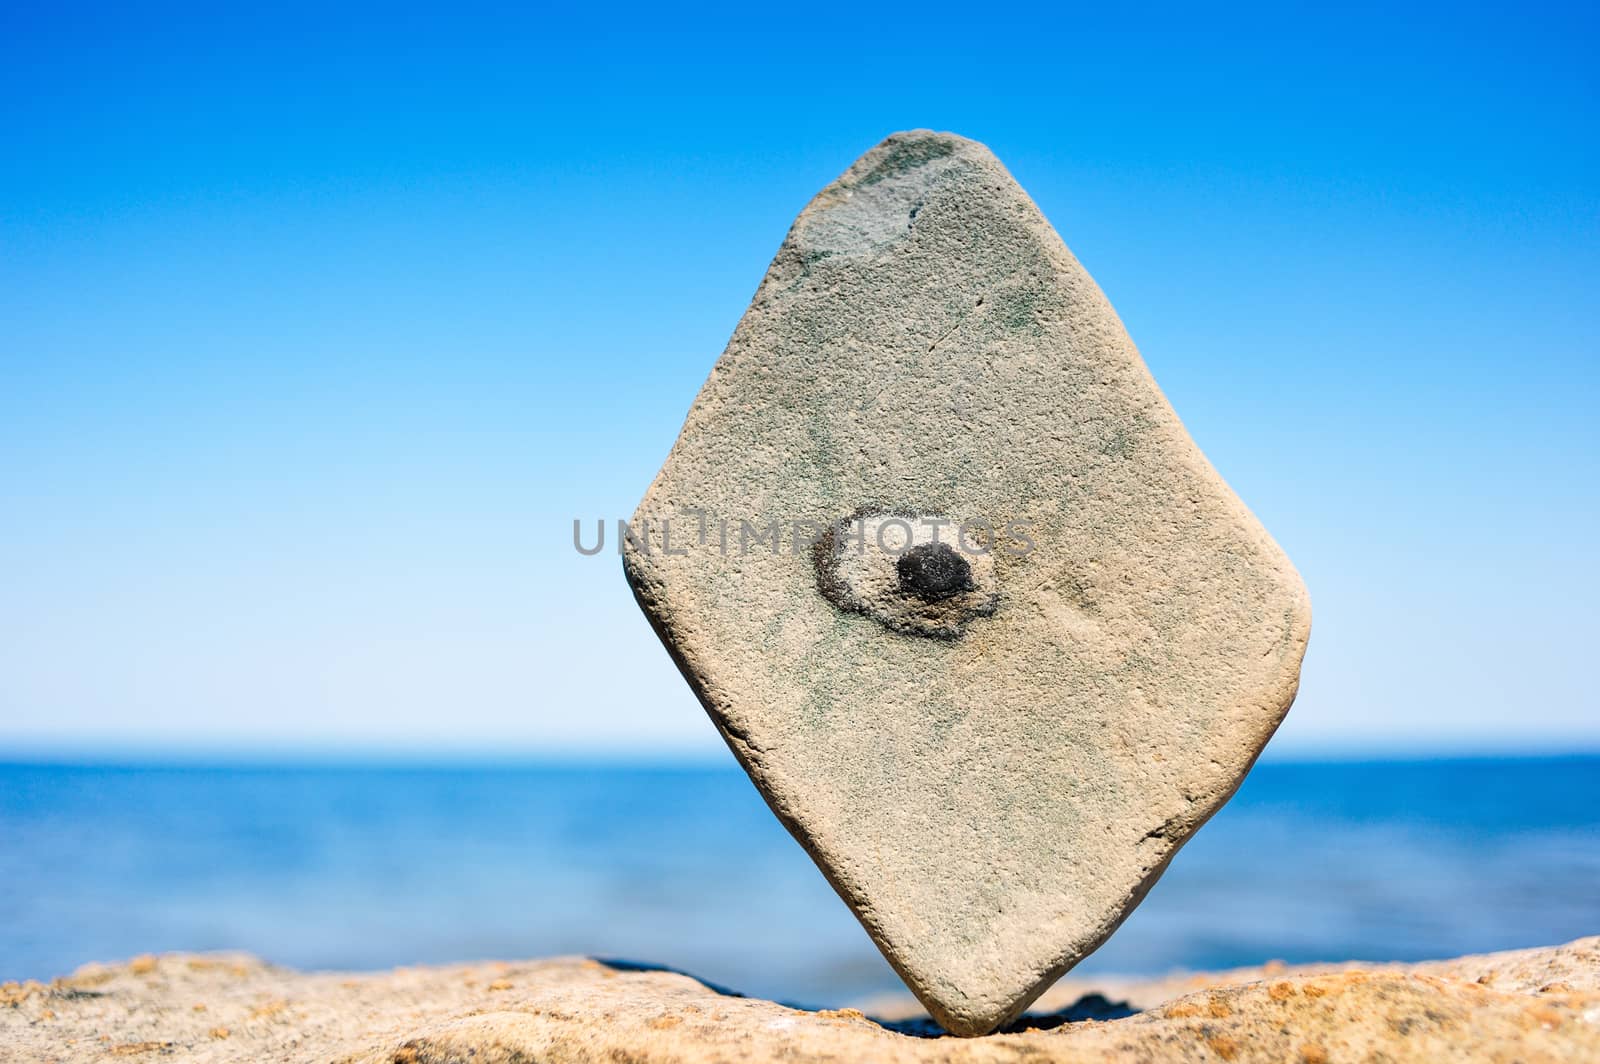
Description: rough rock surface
625,130,1311,1033
5,939,1597,1062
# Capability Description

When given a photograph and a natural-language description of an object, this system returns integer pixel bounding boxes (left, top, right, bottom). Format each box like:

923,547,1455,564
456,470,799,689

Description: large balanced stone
625,131,1311,1036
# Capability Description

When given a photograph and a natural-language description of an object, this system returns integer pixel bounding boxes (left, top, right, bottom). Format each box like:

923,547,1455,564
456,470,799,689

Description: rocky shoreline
3,937,1596,1062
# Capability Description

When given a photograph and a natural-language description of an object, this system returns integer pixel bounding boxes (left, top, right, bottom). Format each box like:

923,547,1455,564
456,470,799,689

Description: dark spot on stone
897,543,974,603
813,507,999,639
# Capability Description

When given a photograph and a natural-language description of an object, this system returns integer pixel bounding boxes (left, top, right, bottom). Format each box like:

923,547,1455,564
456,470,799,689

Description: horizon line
1,738,1596,771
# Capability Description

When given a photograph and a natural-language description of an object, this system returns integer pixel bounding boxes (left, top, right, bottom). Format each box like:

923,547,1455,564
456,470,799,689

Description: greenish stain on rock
1100,412,1153,459
1100,427,1136,459
857,138,957,187
989,284,1046,332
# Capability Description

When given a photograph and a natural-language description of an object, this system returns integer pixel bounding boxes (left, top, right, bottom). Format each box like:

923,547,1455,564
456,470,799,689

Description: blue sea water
0,756,1596,1007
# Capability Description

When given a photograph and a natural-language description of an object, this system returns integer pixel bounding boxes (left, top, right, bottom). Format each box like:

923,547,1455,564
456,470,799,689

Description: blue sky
2,3,1596,757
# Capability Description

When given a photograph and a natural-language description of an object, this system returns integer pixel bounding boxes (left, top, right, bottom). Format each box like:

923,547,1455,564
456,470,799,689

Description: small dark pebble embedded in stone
897,543,975,602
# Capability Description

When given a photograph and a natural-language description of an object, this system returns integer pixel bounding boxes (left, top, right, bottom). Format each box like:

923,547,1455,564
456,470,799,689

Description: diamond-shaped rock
624,131,1311,1036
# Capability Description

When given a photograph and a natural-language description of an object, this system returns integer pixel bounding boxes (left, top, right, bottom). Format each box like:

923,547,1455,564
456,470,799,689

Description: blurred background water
1,754,1595,1007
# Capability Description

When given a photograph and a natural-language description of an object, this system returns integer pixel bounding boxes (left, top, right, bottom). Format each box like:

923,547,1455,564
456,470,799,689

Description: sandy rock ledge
2,938,1597,1062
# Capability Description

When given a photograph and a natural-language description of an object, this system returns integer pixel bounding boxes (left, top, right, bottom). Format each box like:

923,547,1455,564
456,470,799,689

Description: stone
7,939,1599,1061
625,130,1312,1035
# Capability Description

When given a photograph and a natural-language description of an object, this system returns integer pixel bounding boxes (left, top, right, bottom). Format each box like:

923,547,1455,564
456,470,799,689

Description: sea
1,755,1595,1008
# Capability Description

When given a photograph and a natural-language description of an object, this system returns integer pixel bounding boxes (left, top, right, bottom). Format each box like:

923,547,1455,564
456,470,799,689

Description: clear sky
2,3,1596,758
